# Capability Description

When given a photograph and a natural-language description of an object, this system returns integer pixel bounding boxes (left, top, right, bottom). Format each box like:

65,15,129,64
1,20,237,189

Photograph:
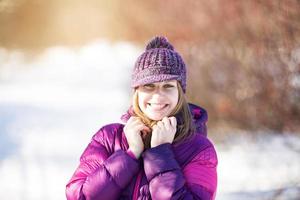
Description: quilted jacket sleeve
66,126,140,200
143,142,218,200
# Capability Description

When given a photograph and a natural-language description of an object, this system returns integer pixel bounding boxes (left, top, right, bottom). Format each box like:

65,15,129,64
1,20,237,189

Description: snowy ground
0,40,299,200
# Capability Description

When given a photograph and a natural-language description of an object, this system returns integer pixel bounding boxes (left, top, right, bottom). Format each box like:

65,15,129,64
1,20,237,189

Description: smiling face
136,80,179,121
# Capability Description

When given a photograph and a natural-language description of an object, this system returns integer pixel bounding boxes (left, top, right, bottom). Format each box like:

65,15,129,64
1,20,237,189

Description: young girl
66,36,218,200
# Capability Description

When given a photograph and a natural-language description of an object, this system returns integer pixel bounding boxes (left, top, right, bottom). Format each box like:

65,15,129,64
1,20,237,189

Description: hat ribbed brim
131,74,180,88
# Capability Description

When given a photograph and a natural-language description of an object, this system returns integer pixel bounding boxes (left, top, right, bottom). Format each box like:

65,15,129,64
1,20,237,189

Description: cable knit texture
66,104,218,200
131,36,187,92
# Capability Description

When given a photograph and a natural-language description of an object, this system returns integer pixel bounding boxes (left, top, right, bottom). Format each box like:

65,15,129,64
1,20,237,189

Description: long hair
132,81,195,148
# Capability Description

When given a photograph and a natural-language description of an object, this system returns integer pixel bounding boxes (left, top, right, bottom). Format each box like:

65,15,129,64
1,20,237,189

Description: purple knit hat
131,36,187,92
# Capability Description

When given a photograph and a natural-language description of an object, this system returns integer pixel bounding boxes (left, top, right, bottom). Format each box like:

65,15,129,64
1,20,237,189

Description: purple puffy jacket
66,104,218,200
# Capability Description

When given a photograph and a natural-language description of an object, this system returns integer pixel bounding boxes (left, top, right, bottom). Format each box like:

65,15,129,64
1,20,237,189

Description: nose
151,87,165,99
153,86,164,95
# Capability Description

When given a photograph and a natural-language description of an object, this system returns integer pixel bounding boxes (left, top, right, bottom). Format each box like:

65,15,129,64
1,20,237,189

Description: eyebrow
163,81,176,84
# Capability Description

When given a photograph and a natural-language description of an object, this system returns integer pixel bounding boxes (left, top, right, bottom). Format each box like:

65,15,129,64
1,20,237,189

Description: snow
0,40,299,200
215,132,300,199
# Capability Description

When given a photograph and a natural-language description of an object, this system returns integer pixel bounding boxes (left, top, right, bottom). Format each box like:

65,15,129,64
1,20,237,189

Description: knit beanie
131,36,187,92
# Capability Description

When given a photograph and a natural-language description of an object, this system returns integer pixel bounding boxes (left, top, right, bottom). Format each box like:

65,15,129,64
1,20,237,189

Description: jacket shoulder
90,123,127,155
180,134,213,150
78,123,126,164
195,134,214,147
190,136,218,168
175,134,217,166
193,134,218,164
92,123,124,143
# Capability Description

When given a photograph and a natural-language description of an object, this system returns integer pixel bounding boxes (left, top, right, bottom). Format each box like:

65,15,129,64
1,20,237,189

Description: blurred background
0,0,300,199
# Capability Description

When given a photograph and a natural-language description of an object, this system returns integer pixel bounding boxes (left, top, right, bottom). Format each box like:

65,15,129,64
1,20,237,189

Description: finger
156,121,164,129
129,117,144,127
141,131,147,139
162,117,171,129
124,123,142,135
169,116,177,128
141,129,150,137
142,126,151,133
127,116,140,125
152,124,158,130
133,124,148,133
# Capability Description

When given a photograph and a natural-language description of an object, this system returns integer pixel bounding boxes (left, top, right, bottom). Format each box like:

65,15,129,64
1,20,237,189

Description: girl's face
137,80,179,121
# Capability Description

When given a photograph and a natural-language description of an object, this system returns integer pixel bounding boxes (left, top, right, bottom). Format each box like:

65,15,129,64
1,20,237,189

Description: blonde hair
132,81,195,148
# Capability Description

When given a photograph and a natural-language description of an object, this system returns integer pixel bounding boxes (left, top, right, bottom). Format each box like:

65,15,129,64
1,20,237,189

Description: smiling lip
147,103,168,111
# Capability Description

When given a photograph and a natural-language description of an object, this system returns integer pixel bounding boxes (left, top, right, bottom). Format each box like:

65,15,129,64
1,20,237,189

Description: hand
124,117,150,158
151,116,177,148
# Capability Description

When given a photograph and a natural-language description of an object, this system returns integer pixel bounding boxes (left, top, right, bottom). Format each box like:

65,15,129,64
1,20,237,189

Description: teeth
148,103,167,109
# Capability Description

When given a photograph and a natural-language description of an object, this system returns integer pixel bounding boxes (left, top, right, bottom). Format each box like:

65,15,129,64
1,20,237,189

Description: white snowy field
0,40,299,200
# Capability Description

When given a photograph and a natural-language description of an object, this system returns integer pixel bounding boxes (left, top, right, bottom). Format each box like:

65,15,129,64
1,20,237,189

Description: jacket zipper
133,170,143,200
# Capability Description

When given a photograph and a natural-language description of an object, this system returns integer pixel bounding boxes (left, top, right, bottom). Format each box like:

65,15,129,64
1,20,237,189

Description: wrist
127,148,142,159
151,141,171,148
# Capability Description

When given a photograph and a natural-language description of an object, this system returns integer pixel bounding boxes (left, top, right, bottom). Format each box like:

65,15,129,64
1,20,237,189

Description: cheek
137,93,148,108
170,91,179,106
